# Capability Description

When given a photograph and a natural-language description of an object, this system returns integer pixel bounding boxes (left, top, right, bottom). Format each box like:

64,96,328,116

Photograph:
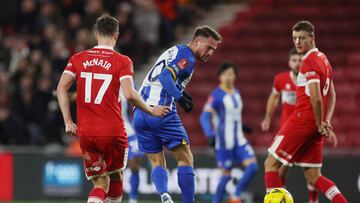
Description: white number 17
80,72,112,104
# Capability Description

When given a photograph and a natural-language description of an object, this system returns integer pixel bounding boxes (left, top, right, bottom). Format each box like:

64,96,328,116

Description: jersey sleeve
165,50,194,80
272,74,281,94
119,56,134,81
63,56,77,77
302,58,320,84
203,91,220,112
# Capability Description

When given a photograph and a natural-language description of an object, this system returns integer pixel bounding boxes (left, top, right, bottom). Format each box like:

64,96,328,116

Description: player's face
195,37,218,62
292,30,314,54
288,54,302,76
219,67,236,87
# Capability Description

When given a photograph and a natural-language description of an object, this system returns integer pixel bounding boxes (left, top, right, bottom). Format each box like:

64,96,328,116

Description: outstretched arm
121,77,169,117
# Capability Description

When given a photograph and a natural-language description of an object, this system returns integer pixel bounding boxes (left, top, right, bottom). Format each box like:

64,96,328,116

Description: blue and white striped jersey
203,87,248,150
139,45,196,111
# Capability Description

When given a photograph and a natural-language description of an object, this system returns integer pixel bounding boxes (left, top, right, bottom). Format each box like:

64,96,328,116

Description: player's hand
324,121,338,148
326,127,338,148
65,122,77,136
261,119,271,131
208,136,216,148
317,121,328,136
151,105,171,117
178,95,193,113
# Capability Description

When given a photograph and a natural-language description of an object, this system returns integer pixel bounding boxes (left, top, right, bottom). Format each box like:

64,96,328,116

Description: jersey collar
94,45,114,50
302,48,318,61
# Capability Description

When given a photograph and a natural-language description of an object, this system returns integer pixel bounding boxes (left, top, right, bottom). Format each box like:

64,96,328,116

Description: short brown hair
193,25,222,41
94,14,119,36
292,20,315,36
289,47,298,56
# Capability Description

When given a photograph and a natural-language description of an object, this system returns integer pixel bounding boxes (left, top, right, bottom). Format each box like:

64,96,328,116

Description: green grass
3,201,159,203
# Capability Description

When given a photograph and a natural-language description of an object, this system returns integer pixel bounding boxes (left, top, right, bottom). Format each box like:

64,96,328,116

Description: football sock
234,162,258,197
105,180,123,203
264,171,282,192
213,175,231,203
314,176,348,203
280,176,287,187
130,171,140,200
307,183,319,203
88,187,107,203
151,166,169,194
177,166,195,203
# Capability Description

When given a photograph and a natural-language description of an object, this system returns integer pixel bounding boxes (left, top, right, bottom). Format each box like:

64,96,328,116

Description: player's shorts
216,143,256,170
79,136,128,180
133,109,190,153
127,134,143,160
268,116,324,167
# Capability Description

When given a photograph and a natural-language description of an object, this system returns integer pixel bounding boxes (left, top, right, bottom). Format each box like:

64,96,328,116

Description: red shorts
268,116,324,167
79,136,128,180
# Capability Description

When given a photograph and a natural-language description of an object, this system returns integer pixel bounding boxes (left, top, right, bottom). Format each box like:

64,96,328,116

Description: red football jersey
294,48,333,123
64,45,133,138
273,71,297,125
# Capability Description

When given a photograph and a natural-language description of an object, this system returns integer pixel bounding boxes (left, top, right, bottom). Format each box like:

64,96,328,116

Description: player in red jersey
261,48,300,131
264,21,348,203
261,49,321,203
57,14,169,203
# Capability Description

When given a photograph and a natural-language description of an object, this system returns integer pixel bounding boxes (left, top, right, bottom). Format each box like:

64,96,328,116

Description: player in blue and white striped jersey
200,62,258,203
133,26,222,203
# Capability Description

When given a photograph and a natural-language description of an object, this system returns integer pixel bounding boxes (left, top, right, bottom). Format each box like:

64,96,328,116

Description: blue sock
177,166,195,203
130,171,140,199
151,166,168,194
234,163,258,197
213,175,231,203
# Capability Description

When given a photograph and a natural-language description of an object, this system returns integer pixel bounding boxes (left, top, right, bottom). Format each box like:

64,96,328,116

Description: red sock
105,180,123,203
307,183,319,203
88,188,107,203
264,171,282,192
280,176,286,187
314,176,348,203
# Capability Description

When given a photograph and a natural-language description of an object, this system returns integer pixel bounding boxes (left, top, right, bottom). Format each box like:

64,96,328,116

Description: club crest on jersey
177,58,189,70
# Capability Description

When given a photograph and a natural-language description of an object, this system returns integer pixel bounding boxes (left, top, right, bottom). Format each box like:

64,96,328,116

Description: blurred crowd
0,0,216,146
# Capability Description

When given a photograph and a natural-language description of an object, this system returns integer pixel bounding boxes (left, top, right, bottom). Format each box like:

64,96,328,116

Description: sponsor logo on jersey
177,58,189,70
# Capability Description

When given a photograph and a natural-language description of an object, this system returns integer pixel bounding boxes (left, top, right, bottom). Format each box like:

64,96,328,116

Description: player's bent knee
92,176,110,193
303,168,321,185
264,154,281,171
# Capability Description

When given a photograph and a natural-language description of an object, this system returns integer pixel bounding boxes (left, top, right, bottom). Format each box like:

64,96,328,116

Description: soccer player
120,92,143,203
200,62,258,203
264,21,348,203
56,14,169,203
133,25,222,203
261,49,320,203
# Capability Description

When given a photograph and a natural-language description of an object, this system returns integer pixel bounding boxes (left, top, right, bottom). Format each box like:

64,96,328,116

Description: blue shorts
127,134,143,160
216,143,255,170
133,109,190,153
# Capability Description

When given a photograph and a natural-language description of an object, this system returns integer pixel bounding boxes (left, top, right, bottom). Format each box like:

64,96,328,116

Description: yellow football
264,188,294,203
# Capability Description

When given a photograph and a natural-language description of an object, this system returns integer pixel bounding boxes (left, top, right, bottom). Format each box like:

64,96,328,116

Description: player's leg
264,149,286,191
213,168,231,203
128,157,140,203
89,176,110,203
231,144,258,202
171,144,195,203
303,167,348,203
105,172,123,203
147,151,174,203
134,109,172,202
278,165,289,187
